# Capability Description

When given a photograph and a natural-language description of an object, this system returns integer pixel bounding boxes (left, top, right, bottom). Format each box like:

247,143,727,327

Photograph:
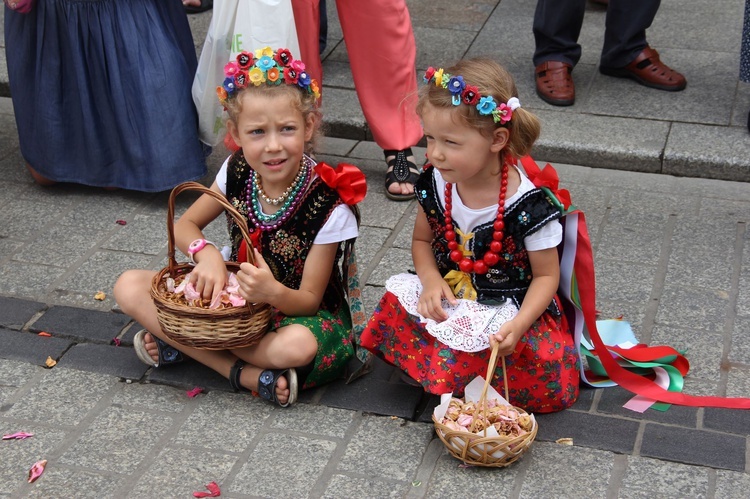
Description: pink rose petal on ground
115,219,127,225
3,432,34,440
186,387,204,398
112,338,121,346
28,460,47,483
193,481,221,497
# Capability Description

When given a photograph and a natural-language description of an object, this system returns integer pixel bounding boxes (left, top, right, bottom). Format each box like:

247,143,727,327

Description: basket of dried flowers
150,182,272,350
432,344,538,467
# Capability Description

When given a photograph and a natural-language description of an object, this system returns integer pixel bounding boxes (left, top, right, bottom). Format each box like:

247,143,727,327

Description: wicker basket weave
433,344,537,467
150,181,272,350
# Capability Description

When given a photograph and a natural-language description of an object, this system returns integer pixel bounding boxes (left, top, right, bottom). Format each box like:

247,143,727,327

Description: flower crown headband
423,67,520,125
216,47,320,107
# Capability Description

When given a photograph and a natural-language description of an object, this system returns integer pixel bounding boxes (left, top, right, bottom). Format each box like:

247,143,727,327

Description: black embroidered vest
416,165,562,312
224,151,348,313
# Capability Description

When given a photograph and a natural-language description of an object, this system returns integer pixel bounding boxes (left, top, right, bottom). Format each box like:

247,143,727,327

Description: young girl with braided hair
115,47,366,407
360,57,580,413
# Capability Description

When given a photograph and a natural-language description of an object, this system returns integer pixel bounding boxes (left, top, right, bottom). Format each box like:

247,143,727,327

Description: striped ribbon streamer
521,156,750,410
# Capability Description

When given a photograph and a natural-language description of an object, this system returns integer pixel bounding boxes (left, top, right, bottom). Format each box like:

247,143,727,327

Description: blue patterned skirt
4,0,208,191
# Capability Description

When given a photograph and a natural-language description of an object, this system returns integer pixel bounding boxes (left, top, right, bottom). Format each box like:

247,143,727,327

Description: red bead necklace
443,163,509,275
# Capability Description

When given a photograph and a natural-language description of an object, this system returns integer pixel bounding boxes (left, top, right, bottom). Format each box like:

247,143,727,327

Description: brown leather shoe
599,46,686,91
535,61,575,106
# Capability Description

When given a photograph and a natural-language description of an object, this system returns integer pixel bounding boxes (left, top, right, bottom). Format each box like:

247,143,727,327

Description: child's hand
417,276,457,322
489,319,525,357
237,249,279,304
189,250,227,302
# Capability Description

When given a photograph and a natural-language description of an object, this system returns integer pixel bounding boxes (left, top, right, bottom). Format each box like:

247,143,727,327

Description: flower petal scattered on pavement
193,481,221,497
27,460,47,483
186,387,204,398
3,432,34,440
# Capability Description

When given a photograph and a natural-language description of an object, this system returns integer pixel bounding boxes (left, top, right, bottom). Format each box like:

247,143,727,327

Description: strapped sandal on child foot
229,359,298,407
384,148,420,202
133,329,185,368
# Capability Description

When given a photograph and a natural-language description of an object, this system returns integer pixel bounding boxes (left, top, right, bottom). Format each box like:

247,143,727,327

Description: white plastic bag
192,0,301,146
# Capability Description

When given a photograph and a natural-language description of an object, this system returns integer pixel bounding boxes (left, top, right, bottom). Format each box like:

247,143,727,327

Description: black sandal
229,359,298,408
384,148,420,201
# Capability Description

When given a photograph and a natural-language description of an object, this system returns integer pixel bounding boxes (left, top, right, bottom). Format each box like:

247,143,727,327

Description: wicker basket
433,344,538,467
150,181,272,350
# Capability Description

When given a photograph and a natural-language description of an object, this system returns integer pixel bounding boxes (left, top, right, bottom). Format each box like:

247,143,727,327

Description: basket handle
471,343,509,434
166,181,256,275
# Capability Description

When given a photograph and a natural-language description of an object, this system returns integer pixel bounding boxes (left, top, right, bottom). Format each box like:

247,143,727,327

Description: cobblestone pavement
2,0,750,496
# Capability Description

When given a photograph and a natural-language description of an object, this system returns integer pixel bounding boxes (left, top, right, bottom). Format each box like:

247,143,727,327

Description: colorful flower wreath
423,67,520,125
216,47,320,107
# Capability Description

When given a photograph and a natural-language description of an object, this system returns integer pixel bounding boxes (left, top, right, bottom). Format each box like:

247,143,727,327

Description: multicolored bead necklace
245,159,310,230
254,163,306,205
444,163,509,274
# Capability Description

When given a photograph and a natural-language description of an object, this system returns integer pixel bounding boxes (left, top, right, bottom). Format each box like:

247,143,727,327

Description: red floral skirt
359,291,580,413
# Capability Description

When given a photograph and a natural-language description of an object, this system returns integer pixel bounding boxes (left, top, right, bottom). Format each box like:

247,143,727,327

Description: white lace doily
385,273,519,353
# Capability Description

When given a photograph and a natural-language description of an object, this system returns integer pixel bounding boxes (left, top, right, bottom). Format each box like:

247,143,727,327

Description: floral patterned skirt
274,305,353,389
359,291,581,413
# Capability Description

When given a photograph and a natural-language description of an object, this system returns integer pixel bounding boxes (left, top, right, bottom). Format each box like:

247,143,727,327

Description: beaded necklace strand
444,163,509,274
254,164,306,205
245,159,310,230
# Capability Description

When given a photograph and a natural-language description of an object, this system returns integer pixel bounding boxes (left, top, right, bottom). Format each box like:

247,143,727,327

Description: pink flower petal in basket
183,283,201,302
228,294,246,307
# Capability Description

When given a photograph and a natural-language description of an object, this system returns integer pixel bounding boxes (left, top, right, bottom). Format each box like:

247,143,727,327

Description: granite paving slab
28,306,131,344
0,328,73,366
57,405,177,474
55,343,149,381
703,407,750,437
145,359,232,393
534,410,639,455
0,296,46,330
520,443,615,497
640,423,746,472
4,368,116,426
620,455,712,498
319,375,425,420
